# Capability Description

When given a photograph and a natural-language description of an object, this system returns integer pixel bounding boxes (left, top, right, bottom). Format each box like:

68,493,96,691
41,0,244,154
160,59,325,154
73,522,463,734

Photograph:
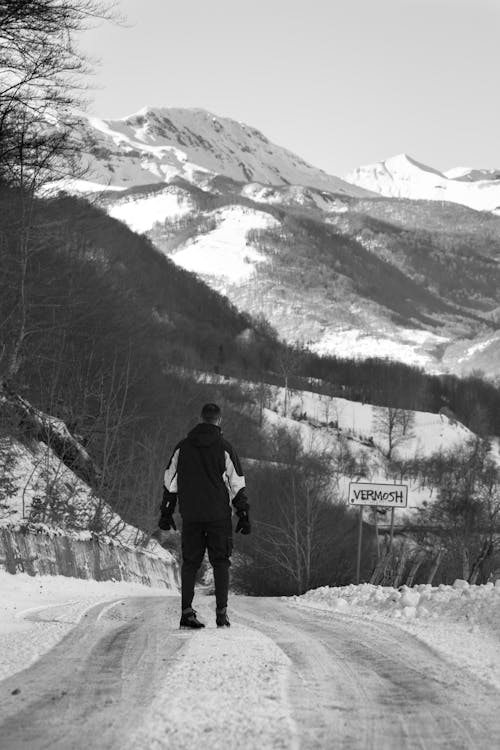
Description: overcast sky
80,0,500,176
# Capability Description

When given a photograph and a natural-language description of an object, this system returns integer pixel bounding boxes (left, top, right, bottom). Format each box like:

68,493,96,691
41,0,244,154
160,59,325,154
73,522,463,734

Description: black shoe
179,609,205,629
216,609,230,627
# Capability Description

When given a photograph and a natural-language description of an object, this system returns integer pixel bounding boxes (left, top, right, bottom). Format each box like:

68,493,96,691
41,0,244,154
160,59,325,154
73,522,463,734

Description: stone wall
0,526,179,590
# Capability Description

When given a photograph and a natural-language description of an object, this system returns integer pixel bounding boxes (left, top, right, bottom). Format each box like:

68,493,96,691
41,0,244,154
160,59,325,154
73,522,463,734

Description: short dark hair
201,403,221,423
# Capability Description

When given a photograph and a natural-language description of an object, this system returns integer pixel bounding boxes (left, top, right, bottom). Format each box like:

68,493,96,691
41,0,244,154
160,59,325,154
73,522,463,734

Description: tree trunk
393,544,409,588
427,549,443,585
461,547,470,581
468,540,493,585
370,550,392,585
406,552,426,587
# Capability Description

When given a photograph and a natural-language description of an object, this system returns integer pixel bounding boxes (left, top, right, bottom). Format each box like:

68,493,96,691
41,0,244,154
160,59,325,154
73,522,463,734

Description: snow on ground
128,617,297,750
41,178,126,195
171,205,279,283
108,186,194,233
270,385,473,460
310,325,448,369
0,570,174,682
292,581,500,690
1,436,98,527
262,384,474,513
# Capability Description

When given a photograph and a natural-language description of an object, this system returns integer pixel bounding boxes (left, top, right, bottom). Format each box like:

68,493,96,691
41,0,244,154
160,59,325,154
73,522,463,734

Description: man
159,403,250,629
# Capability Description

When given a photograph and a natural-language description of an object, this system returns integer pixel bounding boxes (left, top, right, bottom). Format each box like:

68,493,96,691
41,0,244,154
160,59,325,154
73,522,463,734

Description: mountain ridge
64,106,372,198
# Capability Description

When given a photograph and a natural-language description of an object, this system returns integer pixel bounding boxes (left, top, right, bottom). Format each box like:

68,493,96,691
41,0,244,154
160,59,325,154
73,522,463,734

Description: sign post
349,482,408,585
389,507,396,553
356,506,363,585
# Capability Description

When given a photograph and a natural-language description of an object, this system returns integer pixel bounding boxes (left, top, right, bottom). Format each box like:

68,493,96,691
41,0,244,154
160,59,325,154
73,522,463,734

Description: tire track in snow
232,597,500,749
0,596,298,750
0,597,187,749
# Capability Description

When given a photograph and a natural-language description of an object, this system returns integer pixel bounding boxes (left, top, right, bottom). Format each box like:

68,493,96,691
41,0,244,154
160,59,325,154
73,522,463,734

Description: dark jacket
162,423,249,523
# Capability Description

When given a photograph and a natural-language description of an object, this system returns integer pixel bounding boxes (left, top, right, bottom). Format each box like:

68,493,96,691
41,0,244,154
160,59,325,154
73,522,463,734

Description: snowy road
234,599,500,749
0,595,499,749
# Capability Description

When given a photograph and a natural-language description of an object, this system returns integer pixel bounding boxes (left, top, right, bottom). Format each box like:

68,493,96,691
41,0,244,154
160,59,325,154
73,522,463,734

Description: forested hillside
0,185,278,528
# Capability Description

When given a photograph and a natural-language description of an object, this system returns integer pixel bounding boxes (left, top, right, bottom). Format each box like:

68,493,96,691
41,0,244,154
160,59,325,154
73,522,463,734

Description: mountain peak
71,107,372,197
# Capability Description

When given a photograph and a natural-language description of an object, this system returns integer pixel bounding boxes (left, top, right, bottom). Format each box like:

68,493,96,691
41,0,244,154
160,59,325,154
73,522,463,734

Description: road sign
349,482,408,508
351,482,408,584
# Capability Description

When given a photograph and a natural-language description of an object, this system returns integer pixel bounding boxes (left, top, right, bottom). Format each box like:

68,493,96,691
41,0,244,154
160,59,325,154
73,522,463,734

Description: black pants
181,517,233,611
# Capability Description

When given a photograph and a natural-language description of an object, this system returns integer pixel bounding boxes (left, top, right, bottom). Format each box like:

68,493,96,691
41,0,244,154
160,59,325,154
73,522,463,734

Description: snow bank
0,570,173,682
292,581,500,689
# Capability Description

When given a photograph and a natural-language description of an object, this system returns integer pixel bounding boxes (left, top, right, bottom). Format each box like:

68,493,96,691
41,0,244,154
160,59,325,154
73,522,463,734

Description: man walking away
159,403,251,629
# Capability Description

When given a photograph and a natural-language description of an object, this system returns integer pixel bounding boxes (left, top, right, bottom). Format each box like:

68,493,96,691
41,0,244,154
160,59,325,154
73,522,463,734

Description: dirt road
0,595,499,749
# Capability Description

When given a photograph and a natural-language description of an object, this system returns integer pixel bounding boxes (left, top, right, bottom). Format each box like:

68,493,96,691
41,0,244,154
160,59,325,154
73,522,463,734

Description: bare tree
0,1,116,184
237,427,337,595
413,438,500,583
275,344,305,418
373,406,415,459
0,1,115,383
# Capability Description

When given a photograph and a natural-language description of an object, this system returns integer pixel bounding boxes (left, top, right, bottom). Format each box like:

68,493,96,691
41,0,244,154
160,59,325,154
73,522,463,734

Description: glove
159,513,176,531
235,510,251,535
159,489,177,531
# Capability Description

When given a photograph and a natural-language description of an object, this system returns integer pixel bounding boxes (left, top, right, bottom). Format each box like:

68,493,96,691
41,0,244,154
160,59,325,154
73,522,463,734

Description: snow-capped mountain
64,107,371,197
56,108,500,377
346,154,500,214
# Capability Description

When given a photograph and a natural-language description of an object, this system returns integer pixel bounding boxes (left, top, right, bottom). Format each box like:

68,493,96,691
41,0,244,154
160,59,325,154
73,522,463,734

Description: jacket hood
187,422,222,448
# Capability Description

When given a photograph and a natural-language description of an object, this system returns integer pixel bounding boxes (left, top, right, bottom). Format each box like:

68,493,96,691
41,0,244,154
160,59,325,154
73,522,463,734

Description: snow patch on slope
171,205,279,283
108,186,194,233
310,326,448,368
266,385,472,460
43,178,126,195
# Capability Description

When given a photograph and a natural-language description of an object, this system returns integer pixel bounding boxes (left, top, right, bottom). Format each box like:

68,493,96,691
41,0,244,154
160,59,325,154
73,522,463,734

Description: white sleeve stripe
224,450,245,501
164,448,179,493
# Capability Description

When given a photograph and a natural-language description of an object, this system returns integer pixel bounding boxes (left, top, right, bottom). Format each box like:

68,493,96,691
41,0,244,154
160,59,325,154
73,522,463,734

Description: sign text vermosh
348,482,408,508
